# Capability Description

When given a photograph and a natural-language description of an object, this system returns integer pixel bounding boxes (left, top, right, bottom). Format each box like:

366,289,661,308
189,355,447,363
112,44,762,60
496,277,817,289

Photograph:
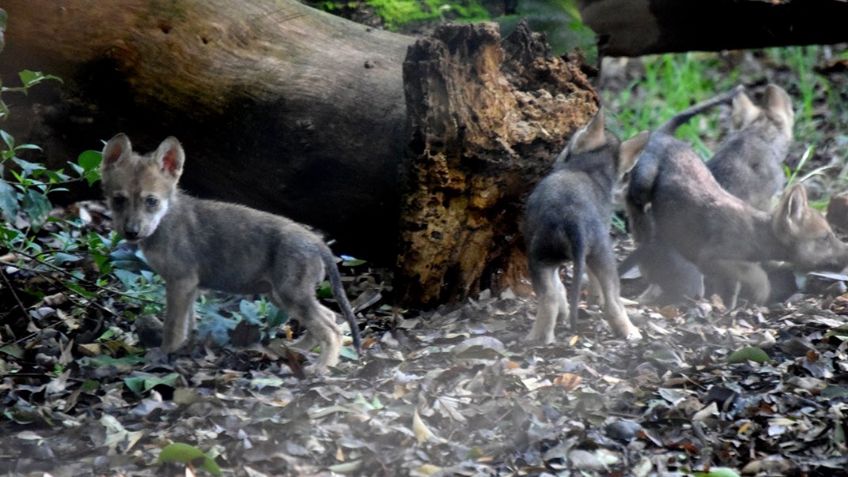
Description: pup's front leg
161,277,199,353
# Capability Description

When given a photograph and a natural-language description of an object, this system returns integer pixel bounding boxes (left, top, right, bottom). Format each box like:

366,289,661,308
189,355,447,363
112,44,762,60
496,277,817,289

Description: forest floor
3,17,848,477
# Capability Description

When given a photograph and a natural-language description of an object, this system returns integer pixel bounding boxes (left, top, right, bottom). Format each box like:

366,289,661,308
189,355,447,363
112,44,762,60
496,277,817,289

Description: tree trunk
579,0,848,57
396,22,597,306
2,2,598,307
2,0,413,261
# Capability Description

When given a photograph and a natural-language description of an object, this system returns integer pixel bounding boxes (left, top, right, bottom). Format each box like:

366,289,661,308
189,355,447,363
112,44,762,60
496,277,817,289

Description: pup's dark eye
112,196,127,208
145,196,159,208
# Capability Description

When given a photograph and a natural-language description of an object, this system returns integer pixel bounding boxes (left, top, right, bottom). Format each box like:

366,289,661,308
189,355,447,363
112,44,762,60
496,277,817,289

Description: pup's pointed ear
765,83,795,131
618,131,649,175
569,107,607,154
154,137,185,179
102,133,132,171
731,91,759,129
785,183,808,221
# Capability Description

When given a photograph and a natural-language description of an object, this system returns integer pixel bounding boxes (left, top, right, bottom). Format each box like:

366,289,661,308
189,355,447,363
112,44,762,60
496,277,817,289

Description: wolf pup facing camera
100,134,361,374
523,108,646,343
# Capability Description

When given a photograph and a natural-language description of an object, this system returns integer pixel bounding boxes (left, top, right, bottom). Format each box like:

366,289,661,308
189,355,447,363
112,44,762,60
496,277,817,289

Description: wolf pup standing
626,123,848,305
708,83,794,211
100,134,361,374
618,86,744,305
523,108,646,343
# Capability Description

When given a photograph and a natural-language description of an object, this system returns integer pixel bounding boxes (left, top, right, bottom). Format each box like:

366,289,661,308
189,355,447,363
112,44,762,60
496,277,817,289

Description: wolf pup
705,84,796,305
100,134,362,373
619,86,744,305
708,84,794,211
523,108,646,343
626,126,848,305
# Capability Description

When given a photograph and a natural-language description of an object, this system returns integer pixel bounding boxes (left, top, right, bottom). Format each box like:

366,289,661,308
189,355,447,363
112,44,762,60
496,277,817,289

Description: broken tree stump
396,21,598,307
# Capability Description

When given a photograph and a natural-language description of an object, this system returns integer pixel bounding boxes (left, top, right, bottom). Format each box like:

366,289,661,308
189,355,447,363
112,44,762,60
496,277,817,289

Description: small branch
1,251,159,305
0,265,29,320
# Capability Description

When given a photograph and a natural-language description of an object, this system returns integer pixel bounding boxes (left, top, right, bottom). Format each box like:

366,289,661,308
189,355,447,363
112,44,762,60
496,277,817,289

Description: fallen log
1,2,597,306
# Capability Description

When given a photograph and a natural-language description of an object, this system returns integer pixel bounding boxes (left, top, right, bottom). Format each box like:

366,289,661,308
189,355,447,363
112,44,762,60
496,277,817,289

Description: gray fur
709,84,794,210
101,133,361,374
621,86,743,304
626,129,848,307
523,109,642,343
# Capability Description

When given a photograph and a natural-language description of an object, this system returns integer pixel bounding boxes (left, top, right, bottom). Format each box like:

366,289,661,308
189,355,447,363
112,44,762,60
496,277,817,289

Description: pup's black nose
124,229,139,240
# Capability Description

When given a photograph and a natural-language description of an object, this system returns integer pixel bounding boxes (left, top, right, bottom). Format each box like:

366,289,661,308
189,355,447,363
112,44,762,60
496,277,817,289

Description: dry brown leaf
553,372,582,391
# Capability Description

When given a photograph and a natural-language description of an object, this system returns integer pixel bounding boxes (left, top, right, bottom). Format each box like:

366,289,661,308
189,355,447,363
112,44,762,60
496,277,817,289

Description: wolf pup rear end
523,108,646,343
100,134,361,374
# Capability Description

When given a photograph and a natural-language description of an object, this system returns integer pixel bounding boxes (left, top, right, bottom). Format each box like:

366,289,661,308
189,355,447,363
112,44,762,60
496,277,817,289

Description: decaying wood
579,0,848,57
396,22,598,306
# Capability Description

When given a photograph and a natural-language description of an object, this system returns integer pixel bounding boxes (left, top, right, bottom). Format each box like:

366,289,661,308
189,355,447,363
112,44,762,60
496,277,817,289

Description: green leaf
158,443,222,476
0,129,14,150
80,355,145,372
123,372,180,394
316,280,332,299
14,143,42,152
342,258,367,267
0,177,19,220
63,280,97,299
52,252,82,264
339,345,359,361
13,157,46,176
22,188,52,226
727,346,769,364
77,150,102,172
693,468,741,477
0,343,24,359
18,70,62,89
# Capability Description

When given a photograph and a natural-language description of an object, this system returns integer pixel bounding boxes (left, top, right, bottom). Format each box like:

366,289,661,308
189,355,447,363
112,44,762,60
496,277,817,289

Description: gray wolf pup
626,124,848,305
100,134,361,373
619,86,744,305
523,108,646,343
706,84,796,305
708,83,794,211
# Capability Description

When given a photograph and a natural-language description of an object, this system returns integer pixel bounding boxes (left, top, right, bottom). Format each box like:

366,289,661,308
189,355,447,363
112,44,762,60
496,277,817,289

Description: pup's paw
145,346,171,365
303,363,329,377
524,329,555,345
622,327,643,341
135,315,164,348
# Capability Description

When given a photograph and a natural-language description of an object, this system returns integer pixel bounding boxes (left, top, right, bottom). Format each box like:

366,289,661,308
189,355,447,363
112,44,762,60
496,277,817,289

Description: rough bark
396,22,598,307
1,0,413,261
579,0,848,57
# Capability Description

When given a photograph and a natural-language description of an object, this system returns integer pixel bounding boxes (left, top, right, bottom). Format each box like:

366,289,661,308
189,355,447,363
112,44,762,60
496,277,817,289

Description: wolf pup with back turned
523,108,646,343
100,134,361,374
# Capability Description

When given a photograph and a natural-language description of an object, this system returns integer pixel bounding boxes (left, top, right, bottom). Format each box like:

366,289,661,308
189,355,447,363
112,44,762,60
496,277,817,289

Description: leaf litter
3,249,848,476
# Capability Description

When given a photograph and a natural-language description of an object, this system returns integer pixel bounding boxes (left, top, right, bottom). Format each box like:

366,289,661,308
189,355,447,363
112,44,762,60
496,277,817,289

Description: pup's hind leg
588,247,642,340
527,260,567,344
272,290,342,373
587,269,605,308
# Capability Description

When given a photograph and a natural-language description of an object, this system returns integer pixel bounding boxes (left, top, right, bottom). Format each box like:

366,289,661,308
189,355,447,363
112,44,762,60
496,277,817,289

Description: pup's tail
321,249,362,355
657,85,744,136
